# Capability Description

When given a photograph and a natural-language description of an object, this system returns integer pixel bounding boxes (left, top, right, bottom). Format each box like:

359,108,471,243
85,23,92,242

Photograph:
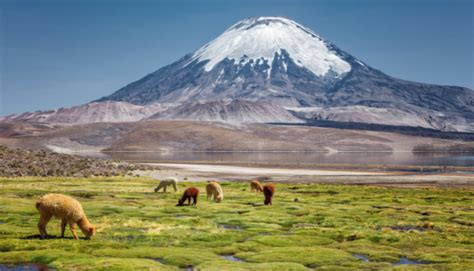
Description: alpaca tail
35,201,41,210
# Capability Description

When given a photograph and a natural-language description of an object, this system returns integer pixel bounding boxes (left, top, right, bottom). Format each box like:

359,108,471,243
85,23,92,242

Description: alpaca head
215,195,223,203
176,199,185,206
80,223,96,239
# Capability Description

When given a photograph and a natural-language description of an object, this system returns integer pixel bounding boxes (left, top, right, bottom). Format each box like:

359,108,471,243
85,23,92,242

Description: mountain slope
324,64,474,131
2,101,168,124
148,99,301,124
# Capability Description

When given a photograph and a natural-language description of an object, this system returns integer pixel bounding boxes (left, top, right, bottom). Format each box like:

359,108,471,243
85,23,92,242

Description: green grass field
0,177,472,270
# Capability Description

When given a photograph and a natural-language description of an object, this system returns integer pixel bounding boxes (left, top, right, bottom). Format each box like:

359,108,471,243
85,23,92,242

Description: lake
100,151,474,167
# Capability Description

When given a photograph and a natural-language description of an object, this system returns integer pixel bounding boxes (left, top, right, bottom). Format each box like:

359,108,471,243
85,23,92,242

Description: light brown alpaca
250,180,263,192
206,181,224,203
36,194,96,240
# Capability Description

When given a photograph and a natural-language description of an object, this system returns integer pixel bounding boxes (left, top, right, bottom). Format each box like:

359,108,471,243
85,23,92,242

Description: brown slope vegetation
106,121,329,152
0,122,136,151
413,142,474,153
105,121,460,152
0,121,468,153
0,145,148,177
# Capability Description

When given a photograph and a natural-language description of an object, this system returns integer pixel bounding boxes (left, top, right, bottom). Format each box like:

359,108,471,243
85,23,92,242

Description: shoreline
145,163,388,176
135,162,474,188
131,160,474,173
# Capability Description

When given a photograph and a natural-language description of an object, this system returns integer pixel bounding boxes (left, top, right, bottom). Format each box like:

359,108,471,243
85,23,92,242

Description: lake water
102,151,474,167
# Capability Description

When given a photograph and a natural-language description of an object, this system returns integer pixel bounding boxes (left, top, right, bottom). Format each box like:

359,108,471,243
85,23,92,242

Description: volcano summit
4,17,474,132
98,16,361,106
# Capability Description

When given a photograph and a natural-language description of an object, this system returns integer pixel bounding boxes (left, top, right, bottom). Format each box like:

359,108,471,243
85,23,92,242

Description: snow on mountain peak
190,16,351,77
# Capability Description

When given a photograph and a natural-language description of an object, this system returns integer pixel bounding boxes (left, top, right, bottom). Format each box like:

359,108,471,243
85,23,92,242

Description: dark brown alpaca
177,187,199,206
263,184,275,205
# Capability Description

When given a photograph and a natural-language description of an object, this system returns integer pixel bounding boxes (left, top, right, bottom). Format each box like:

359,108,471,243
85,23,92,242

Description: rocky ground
0,145,150,178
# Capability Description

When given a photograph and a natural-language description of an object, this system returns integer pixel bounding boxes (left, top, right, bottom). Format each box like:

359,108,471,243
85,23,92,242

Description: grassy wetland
0,177,473,270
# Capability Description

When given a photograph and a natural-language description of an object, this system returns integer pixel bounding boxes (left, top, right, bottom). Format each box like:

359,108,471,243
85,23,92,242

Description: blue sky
1,0,473,115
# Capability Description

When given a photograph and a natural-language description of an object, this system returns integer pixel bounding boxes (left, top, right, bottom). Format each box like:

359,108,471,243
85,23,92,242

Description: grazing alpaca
154,177,179,193
36,194,96,240
263,184,275,205
206,181,224,203
250,180,263,192
177,187,199,206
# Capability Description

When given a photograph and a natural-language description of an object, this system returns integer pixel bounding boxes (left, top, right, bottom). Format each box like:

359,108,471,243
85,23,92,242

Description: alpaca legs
69,223,78,240
38,214,52,239
61,219,67,238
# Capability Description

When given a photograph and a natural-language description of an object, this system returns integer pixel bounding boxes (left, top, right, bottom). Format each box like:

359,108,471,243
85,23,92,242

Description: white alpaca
154,177,179,193
206,181,224,203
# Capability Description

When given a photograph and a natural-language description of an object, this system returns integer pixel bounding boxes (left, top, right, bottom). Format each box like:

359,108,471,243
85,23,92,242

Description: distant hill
0,121,467,155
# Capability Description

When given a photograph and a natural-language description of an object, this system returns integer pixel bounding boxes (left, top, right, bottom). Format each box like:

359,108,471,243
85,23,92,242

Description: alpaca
154,177,179,193
36,194,96,240
263,184,275,205
206,181,224,203
250,180,263,192
177,187,199,206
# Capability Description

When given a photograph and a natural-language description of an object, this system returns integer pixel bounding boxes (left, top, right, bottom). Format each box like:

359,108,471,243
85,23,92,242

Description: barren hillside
0,121,467,154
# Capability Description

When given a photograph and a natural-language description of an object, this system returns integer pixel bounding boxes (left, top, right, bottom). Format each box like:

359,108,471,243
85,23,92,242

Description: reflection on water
393,257,429,265
101,151,474,167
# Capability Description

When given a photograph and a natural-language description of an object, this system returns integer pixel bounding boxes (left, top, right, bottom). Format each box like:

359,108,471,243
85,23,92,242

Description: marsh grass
0,177,472,270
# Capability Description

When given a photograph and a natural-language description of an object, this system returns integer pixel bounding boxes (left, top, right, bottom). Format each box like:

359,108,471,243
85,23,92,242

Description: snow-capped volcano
189,17,351,77
4,16,474,131
97,16,366,107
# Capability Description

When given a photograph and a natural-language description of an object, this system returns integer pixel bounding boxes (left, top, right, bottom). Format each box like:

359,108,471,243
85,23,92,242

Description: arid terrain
0,121,471,154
